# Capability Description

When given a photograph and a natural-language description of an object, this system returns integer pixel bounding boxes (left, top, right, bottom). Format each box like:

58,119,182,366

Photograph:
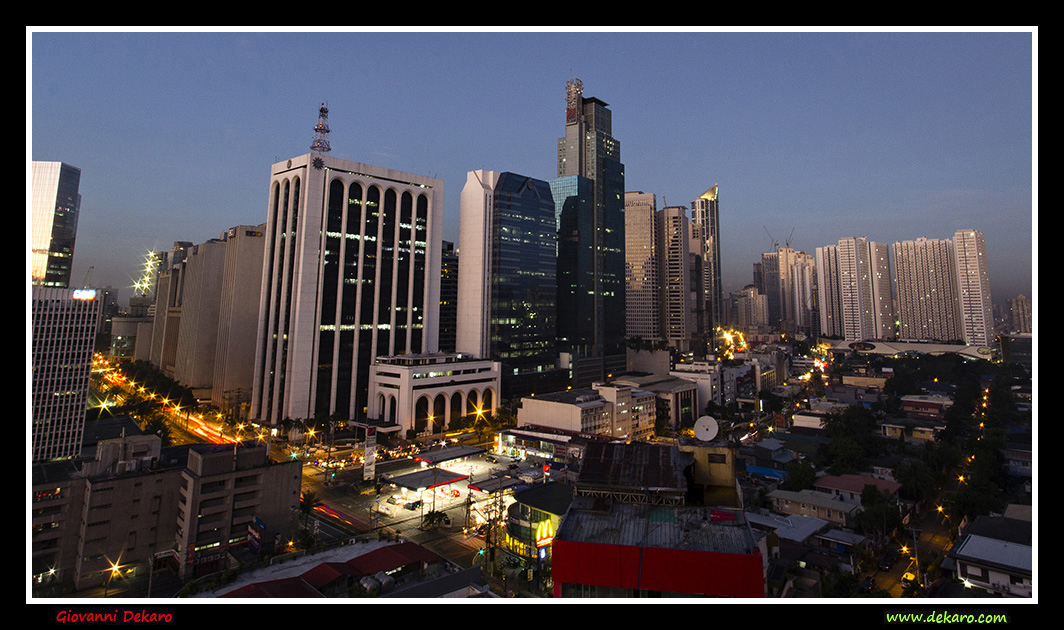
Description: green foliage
784,460,816,491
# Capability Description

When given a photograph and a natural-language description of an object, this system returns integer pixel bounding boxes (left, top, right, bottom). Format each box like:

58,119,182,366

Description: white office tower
657,206,691,350
31,287,101,461
690,185,723,328
624,191,660,342
172,238,227,391
456,169,501,359
211,225,266,412
251,153,443,426
817,237,894,342
953,229,994,347
892,237,961,342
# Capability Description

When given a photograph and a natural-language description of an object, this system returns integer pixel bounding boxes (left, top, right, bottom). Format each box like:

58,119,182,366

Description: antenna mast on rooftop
310,102,331,154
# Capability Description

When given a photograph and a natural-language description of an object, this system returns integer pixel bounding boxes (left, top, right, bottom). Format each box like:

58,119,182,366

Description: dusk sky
29,29,1036,308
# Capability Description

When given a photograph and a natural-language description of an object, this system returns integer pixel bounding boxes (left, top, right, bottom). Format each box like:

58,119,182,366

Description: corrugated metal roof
577,441,687,492
558,499,756,555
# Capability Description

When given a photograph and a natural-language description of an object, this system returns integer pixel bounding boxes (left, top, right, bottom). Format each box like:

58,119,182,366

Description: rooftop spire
310,102,331,154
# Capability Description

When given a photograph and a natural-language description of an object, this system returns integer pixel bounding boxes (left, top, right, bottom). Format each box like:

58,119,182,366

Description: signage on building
364,427,377,480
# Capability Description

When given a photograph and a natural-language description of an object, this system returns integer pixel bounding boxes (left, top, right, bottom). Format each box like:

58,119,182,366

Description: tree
141,413,174,447
784,460,816,491
299,491,319,530
422,510,449,530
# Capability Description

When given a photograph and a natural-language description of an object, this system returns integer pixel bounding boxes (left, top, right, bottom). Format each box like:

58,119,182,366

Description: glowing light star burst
717,328,747,360
131,250,160,297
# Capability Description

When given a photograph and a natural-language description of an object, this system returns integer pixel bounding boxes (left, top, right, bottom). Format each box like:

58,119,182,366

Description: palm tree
299,491,319,530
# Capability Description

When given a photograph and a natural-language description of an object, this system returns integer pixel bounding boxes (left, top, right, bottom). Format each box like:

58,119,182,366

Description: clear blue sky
29,28,1035,307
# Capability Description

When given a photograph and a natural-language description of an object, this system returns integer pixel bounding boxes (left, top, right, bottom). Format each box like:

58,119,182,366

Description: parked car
405,500,423,511
877,552,899,571
858,576,876,593
901,572,917,586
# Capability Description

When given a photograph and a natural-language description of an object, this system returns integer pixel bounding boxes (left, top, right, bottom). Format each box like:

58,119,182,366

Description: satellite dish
694,416,719,442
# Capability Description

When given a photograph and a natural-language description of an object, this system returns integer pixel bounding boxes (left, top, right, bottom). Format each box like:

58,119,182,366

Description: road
294,446,528,570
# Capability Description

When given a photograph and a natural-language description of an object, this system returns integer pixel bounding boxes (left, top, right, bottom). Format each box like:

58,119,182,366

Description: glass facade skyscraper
457,170,563,397
490,173,558,379
554,79,626,376
31,161,82,288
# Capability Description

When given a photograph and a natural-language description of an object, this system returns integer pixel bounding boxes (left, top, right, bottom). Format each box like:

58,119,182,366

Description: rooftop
556,499,758,556
577,441,689,493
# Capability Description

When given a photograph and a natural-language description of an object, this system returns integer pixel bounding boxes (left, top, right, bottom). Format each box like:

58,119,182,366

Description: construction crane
763,226,778,252
80,265,94,288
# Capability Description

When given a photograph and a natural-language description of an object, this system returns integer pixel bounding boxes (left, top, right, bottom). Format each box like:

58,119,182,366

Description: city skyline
28,28,1036,308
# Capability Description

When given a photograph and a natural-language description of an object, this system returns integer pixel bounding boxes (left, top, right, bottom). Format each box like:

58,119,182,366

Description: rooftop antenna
310,102,331,155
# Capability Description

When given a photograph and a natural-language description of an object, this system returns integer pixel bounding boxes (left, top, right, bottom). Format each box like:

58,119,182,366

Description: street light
104,560,121,597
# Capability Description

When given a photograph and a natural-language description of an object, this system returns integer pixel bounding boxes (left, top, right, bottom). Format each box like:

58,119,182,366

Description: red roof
221,576,325,598
814,474,901,495
346,541,442,575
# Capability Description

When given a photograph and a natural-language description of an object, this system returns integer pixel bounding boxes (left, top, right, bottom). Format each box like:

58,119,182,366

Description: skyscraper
31,161,82,288
438,240,458,353
953,229,994,347
624,191,660,342
658,206,691,350
251,152,443,426
690,185,723,329
815,245,843,338
554,79,626,378
816,237,894,342
892,237,961,342
31,286,100,461
457,170,559,396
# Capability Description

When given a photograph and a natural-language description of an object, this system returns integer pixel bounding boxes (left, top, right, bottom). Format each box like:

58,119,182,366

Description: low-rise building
518,383,655,442
367,352,501,438
31,419,301,592
944,515,1031,597
813,474,902,507
767,488,859,528
552,499,767,597
900,394,954,419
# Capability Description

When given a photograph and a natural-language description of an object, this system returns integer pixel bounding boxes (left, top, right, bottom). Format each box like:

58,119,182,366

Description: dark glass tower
490,173,559,390
554,79,626,381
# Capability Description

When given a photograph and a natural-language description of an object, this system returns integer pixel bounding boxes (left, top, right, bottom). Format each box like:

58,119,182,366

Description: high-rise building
438,240,458,353
251,153,443,426
30,286,101,462
1007,294,1032,334
457,170,559,396
624,191,660,343
816,237,894,342
212,225,267,413
953,229,994,347
788,250,818,337
892,237,961,342
31,161,82,288
658,206,691,350
554,79,626,380
691,185,723,330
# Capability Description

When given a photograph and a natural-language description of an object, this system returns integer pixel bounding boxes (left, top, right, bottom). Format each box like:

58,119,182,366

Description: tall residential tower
953,229,994,347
